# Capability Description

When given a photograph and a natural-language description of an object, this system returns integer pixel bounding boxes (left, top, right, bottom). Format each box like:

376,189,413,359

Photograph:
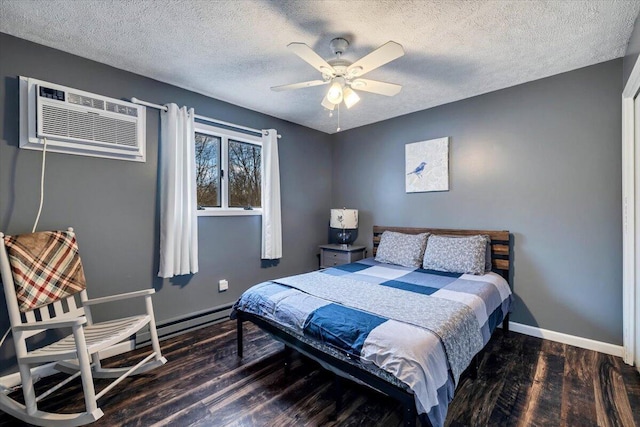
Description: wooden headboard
372,225,511,279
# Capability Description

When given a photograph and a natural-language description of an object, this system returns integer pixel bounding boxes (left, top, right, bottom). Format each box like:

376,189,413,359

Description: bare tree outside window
228,140,261,208
195,133,221,208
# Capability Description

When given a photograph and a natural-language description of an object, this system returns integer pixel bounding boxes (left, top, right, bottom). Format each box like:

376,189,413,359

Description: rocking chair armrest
83,289,156,306
13,317,87,331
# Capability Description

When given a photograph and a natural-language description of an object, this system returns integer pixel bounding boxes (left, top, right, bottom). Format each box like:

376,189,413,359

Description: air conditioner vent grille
106,102,138,117
116,122,138,146
94,116,118,145
41,105,68,136
68,110,94,141
41,104,138,148
68,93,105,110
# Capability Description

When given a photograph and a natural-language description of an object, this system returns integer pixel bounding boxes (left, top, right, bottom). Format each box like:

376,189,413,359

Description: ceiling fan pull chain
337,103,341,132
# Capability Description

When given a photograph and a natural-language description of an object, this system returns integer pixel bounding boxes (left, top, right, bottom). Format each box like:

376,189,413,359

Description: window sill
197,209,262,217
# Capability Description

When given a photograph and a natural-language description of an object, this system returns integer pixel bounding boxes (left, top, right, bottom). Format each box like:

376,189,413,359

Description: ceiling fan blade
347,41,405,77
350,79,402,96
271,80,329,92
288,42,335,74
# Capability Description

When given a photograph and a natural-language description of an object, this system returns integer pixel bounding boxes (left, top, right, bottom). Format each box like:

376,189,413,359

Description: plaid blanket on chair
4,231,86,312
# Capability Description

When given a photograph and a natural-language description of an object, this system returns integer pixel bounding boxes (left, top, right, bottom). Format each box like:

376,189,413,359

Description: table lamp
330,208,358,248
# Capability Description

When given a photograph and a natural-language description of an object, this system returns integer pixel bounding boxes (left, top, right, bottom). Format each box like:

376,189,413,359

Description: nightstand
319,244,367,269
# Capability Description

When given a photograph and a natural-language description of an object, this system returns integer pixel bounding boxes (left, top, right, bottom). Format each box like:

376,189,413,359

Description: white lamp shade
330,208,358,229
343,87,360,109
321,94,336,110
326,81,343,104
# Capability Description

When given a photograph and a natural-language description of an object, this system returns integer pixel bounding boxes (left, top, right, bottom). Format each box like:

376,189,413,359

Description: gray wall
0,34,332,375
331,59,623,345
623,12,640,87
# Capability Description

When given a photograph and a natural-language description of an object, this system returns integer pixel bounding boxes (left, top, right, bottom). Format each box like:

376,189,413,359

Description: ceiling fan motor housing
326,60,350,79
330,37,349,56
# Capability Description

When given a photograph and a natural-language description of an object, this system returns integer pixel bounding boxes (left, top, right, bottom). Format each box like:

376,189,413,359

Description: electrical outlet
219,279,228,292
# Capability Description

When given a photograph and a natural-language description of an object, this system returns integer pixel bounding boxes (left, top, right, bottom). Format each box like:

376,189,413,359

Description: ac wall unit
19,76,146,162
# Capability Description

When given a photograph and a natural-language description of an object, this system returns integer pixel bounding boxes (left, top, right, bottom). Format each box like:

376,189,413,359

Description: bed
232,226,513,427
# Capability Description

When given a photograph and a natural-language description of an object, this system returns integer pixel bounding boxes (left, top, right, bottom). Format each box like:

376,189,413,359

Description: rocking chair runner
0,228,167,426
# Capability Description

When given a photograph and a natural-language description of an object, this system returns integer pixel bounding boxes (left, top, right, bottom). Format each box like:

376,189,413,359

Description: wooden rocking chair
0,228,167,426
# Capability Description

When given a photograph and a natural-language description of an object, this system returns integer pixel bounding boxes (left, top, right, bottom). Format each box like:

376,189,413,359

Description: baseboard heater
136,303,234,347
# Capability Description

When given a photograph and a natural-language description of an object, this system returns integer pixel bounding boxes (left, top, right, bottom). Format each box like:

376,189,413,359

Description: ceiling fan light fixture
321,94,336,110
343,87,360,109
326,80,344,104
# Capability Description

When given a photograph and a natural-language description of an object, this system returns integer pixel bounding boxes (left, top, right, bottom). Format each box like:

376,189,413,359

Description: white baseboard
506,321,624,358
0,340,134,389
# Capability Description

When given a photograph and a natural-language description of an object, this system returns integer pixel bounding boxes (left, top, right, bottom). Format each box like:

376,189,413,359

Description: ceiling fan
271,38,405,111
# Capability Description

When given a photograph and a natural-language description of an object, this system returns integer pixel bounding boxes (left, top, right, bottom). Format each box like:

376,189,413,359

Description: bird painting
407,161,427,178
405,138,449,193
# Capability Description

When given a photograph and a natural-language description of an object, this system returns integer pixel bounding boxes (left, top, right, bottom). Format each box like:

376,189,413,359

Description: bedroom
0,1,639,426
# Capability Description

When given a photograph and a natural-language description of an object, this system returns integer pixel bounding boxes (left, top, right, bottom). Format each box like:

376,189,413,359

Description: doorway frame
622,55,640,367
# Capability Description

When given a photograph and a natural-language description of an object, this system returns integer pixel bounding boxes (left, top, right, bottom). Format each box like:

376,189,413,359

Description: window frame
195,122,263,217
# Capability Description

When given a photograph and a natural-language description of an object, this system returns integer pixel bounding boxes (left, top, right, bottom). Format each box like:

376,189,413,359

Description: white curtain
158,104,199,278
261,129,282,259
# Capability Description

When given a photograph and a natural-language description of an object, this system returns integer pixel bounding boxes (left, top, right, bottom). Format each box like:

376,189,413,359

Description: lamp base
336,230,351,247
329,227,358,246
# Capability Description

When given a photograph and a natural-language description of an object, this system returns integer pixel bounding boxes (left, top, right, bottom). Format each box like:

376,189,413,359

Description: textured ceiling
1,0,639,134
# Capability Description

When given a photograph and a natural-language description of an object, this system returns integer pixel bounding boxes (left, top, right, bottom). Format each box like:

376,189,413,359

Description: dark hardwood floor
1,320,638,426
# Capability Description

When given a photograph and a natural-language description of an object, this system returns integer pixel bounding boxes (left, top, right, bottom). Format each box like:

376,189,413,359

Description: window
228,140,261,208
195,123,262,216
195,133,221,208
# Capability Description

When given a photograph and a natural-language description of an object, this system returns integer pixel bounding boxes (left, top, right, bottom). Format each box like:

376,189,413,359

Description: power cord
0,328,34,394
0,328,10,350
0,137,48,394
0,328,12,394
32,137,48,233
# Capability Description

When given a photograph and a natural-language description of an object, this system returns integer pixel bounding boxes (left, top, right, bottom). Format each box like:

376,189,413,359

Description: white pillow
375,231,429,268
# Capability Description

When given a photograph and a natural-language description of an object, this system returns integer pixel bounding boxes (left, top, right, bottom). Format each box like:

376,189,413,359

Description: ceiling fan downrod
329,37,349,58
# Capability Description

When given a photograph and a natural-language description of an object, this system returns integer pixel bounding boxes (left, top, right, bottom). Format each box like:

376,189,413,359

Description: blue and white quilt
231,258,512,427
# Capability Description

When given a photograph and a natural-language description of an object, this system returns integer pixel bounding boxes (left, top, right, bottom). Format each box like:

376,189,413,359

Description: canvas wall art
405,137,449,193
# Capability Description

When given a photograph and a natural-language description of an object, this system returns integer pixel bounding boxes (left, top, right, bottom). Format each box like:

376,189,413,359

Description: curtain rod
130,97,281,139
